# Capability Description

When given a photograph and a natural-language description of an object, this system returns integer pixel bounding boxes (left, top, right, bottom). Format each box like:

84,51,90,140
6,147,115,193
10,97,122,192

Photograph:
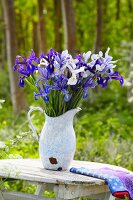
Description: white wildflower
124,79,132,87
0,100,5,109
128,97,133,103
0,141,6,149
129,71,133,78
8,154,23,159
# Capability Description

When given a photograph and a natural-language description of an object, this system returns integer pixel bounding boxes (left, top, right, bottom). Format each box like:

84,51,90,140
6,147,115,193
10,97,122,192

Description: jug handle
28,106,44,141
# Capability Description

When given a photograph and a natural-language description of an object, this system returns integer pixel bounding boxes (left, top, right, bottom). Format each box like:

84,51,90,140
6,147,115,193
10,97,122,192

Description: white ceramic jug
28,107,81,171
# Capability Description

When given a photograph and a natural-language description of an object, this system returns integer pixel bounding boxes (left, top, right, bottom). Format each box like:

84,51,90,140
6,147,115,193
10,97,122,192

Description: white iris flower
96,64,105,71
38,58,49,67
67,59,85,85
83,51,91,63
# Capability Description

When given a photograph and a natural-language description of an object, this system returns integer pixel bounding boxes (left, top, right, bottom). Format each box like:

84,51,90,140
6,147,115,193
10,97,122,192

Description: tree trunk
32,21,39,56
103,0,108,15
61,0,76,56
127,43,133,105
0,33,6,70
2,0,27,112
37,0,47,53
127,0,132,10
16,12,26,52
127,0,133,39
116,0,120,20
54,0,62,52
94,0,103,53
0,2,6,70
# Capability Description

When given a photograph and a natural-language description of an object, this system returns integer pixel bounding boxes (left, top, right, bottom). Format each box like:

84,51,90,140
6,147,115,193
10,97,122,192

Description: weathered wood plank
1,191,54,200
54,184,109,199
35,183,46,196
87,192,115,200
0,191,4,200
0,159,106,186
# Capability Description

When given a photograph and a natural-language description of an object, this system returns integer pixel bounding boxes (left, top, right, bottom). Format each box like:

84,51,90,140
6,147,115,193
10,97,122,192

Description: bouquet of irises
13,48,124,116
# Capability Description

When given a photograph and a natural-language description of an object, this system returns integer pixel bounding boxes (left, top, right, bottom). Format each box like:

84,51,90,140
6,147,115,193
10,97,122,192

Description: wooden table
0,159,116,200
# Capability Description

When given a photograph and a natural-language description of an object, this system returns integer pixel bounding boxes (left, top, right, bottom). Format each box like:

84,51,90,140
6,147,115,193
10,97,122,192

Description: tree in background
127,0,133,40
0,2,6,70
116,0,120,20
61,0,76,55
94,0,103,53
32,5,39,55
2,0,27,112
37,0,47,53
54,0,62,52
32,20,39,55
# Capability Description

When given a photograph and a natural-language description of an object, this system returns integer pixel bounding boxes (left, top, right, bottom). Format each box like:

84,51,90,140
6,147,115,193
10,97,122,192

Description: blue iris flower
82,89,89,99
34,90,49,103
19,77,25,87
83,76,96,88
111,71,124,86
13,51,38,87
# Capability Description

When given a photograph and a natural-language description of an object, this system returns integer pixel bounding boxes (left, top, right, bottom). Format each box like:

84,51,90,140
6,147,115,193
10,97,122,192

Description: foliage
0,0,133,199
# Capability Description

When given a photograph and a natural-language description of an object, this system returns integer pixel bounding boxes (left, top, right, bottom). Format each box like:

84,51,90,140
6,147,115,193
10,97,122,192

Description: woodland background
0,0,133,198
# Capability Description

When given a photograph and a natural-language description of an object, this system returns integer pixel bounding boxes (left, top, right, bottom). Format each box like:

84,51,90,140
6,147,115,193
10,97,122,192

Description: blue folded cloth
70,166,133,200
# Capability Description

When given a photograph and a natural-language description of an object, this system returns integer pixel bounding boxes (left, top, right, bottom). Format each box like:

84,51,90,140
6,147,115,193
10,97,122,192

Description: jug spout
63,107,81,122
68,107,81,116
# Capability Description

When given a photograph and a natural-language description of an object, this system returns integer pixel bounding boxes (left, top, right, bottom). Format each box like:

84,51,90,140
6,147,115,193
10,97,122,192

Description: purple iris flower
39,52,45,59
38,68,50,80
43,49,57,74
53,74,68,90
28,51,39,65
100,77,110,88
74,54,87,69
83,76,96,88
34,81,51,102
82,88,89,99
95,58,102,66
47,64,54,74
111,71,124,86
19,76,25,87
47,48,56,59
75,54,82,62
34,92,49,102
53,50,71,70
62,89,71,102
13,51,38,87
52,74,71,101
97,71,124,88
97,75,103,85
43,85,51,94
